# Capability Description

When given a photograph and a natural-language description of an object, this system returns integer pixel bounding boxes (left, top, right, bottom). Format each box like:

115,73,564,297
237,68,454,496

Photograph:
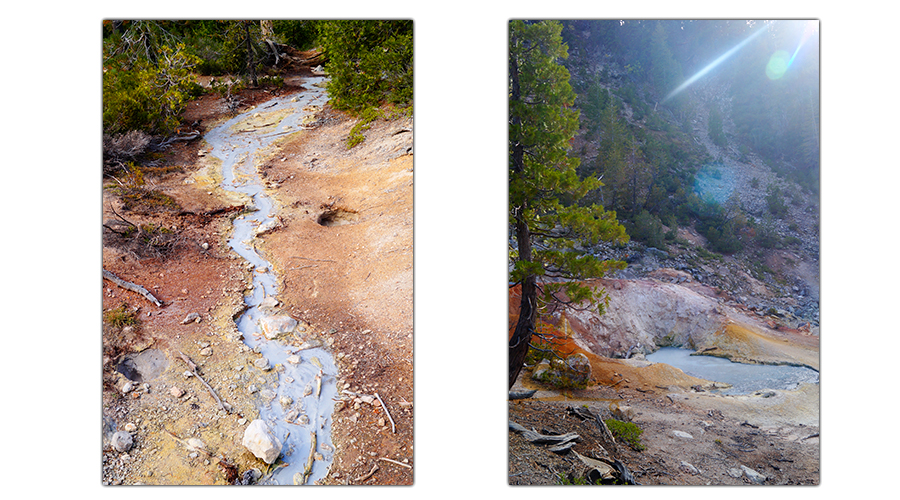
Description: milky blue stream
646,347,819,396
204,77,337,484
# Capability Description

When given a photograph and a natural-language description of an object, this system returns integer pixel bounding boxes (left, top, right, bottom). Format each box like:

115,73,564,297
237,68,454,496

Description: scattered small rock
740,465,767,484
181,312,201,324
680,461,700,475
186,438,206,453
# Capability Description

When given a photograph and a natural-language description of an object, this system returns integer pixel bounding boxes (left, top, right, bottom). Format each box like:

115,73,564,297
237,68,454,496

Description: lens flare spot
693,163,736,205
766,50,791,80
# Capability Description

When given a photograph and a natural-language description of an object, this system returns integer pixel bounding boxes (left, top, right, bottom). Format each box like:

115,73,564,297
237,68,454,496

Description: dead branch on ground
177,350,231,413
102,269,163,307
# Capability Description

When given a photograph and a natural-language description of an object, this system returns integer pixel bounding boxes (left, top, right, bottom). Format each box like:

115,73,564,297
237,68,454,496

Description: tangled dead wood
103,204,183,260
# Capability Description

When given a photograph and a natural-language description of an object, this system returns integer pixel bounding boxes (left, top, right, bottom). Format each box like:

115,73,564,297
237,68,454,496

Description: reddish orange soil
102,73,413,485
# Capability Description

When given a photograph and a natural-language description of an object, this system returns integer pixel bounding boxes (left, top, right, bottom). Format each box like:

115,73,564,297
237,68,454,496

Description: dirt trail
101,75,413,485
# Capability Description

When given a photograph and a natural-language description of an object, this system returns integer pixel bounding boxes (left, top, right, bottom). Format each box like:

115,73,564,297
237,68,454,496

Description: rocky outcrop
563,278,727,358
553,276,818,370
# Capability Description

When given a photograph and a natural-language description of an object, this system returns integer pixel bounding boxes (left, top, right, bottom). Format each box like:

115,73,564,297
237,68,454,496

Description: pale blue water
206,78,336,484
646,347,819,395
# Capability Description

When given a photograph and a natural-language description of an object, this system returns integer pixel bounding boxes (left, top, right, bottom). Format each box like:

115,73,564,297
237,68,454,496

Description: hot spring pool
645,347,819,395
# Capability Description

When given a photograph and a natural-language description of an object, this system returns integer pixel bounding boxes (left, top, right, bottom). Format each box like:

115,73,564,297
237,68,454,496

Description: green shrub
605,418,645,451
103,43,202,135
628,210,666,249
766,184,789,218
104,304,139,328
317,20,413,112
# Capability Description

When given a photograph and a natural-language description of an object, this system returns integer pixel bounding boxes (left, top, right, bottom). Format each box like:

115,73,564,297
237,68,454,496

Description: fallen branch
375,392,397,433
509,420,580,448
290,256,336,263
354,464,379,483
509,390,536,400
156,131,201,148
288,264,318,271
378,457,411,469
295,431,317,485
102,269,163,307
177,350,231,413
566,406,617,454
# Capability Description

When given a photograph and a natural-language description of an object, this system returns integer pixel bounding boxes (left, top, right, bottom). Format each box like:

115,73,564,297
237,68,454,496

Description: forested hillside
557,20,820,324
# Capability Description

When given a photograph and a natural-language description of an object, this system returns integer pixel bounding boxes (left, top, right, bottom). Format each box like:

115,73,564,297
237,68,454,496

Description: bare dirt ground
508,283,820,486
508,382,820,485
101,71,413,485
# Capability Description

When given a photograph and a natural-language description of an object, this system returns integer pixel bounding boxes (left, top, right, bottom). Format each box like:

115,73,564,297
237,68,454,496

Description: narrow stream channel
205,77,336,484
646,347,819,396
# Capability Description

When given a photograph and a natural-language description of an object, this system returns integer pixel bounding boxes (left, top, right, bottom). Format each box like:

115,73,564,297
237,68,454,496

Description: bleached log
103,269,162,307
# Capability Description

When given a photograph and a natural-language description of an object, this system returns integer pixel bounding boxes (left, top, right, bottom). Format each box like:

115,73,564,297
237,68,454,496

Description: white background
4,1,895,497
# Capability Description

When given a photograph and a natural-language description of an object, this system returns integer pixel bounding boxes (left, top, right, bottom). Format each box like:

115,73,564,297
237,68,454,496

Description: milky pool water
205,77,337,484
646,347,819,395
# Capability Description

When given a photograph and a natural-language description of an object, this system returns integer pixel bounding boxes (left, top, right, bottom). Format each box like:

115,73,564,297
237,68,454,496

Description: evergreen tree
508,20,627,389
708,102,727,147
317,20,413,112
622,133,654,215
595,98,628,211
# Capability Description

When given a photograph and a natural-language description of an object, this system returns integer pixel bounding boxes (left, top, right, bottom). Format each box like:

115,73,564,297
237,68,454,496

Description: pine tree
508,20,627,389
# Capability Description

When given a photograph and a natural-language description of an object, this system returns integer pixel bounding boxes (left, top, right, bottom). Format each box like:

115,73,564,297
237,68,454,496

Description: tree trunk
509,273,535,389
508,51,536,390
243,21,258,87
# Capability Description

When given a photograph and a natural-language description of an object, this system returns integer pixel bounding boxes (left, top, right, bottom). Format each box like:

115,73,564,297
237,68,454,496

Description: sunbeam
788,20,818,68
663,23,769,103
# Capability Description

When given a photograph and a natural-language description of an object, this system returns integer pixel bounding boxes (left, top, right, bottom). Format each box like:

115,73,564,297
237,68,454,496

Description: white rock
181,312,201,324
242,419,282,464
253,357,271,371
672,430,694,439
186,438,206,453
111,431,133,452
258,315,298,339
611,404,636,422
259,296,280,309
286,355,302,365
680,461,700,475
740,465,767,484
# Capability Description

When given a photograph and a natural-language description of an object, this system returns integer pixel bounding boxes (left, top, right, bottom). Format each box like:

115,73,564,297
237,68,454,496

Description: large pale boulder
258,314,298,339
242,419,282,464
